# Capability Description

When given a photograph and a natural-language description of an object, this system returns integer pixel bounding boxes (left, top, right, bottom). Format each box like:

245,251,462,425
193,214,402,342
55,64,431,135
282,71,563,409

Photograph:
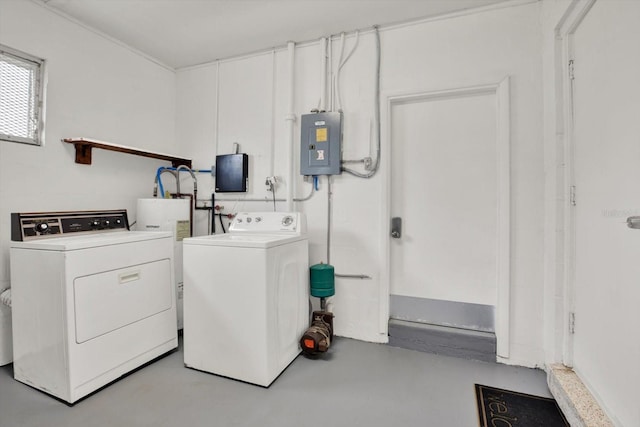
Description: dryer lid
10,231,172,251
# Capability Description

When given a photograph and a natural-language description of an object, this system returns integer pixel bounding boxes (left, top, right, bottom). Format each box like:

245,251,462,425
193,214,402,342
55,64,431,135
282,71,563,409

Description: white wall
541,1,640,425
0,0,177,293
0,0,549,372
177,1,545,364
541,0,573,370
1,0,632,419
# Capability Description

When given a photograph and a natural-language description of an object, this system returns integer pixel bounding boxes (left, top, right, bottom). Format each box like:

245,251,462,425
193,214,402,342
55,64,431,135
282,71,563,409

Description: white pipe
339,31,360,70
214,60,220,156
328,38,333,111
285,41,296,211
335,33,346,112
320,38,327,111
270,50,277,177
325,298,334,314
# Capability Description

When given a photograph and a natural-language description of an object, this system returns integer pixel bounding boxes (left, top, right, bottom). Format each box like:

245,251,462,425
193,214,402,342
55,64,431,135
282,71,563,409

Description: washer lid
9,230,172,251
183,233,307,249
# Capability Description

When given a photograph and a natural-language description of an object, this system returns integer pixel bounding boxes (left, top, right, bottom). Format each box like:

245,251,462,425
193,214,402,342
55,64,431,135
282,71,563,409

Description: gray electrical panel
300,112,342,175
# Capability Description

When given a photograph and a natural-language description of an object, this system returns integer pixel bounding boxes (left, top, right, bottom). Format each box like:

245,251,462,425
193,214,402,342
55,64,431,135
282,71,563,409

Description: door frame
380,78,511,358
554,0,597,368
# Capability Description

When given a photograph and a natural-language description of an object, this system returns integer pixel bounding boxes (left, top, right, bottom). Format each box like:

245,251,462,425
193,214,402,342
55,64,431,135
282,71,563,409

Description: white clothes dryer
183,212,309,387
10,210,178,403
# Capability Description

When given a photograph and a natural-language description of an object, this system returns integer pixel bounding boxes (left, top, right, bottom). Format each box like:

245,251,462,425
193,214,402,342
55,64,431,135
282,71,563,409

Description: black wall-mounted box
215,153,248,192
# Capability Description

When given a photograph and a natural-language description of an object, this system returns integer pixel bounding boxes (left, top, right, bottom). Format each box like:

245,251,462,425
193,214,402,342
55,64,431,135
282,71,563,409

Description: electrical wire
341,26,381,179
272,186,276,211
295,182,315,202
335,30,360,112
218,214,226,233
339,31,360,70
334,33,346,112
212,182,315,203
316,37,328,111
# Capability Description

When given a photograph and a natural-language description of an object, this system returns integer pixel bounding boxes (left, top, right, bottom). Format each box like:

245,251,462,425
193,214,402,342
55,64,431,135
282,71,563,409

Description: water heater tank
136,198,191,330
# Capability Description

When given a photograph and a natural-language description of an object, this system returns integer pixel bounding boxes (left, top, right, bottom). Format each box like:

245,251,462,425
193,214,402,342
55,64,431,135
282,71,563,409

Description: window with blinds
0,45,46,146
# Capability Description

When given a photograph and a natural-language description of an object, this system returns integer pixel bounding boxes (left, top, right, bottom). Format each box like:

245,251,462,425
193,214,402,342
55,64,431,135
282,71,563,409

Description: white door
389,86,505,330
571,1,640,425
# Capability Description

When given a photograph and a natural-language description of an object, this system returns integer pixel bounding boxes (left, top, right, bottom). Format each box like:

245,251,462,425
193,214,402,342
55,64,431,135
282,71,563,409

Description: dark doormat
475,384,569,426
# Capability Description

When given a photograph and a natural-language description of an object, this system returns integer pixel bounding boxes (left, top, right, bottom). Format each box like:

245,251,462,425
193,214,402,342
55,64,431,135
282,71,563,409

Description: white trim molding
555,0,597,368
382,77,511,359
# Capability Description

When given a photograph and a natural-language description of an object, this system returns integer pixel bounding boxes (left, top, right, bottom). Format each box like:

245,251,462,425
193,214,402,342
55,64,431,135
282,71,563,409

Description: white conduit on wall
285,41,296,211
320,38,327,111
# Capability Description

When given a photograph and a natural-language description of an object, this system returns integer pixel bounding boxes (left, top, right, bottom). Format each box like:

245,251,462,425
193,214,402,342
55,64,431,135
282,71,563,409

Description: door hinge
570,185,576,206
569,59,575,80
569,312,575,334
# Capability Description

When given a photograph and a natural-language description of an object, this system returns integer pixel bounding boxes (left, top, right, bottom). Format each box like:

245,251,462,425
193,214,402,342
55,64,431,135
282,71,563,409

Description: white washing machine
183,211,309,387
10,210,178,403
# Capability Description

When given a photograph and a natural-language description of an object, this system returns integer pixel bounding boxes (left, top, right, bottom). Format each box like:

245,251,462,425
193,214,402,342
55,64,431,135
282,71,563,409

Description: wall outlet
265,176,277,192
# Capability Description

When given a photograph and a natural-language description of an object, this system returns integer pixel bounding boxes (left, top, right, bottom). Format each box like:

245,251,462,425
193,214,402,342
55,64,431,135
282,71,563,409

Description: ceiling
38,0,508,69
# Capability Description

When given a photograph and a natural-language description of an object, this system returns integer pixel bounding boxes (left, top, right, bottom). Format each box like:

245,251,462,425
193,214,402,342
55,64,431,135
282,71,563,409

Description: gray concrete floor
0,337,550,427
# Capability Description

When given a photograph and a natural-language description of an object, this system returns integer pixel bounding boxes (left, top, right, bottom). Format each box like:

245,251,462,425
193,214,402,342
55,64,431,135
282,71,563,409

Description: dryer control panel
11,210,129,241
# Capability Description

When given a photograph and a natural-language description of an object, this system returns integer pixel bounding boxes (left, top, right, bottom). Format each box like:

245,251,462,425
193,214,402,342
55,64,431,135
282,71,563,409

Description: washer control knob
103,220,111,227
34,222,49,233
90,220,100,228
282,215,294,226
237,218,243,223
255,216,262,222
247,217,252,223
114,218,122,226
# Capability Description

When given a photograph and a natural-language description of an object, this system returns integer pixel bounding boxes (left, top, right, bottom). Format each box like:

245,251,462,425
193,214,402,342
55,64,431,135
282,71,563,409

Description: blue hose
155,166,211,198
156,167,167,198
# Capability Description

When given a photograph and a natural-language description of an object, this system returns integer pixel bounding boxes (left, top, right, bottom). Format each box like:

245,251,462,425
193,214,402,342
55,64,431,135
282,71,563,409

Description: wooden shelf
63,138,192,168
